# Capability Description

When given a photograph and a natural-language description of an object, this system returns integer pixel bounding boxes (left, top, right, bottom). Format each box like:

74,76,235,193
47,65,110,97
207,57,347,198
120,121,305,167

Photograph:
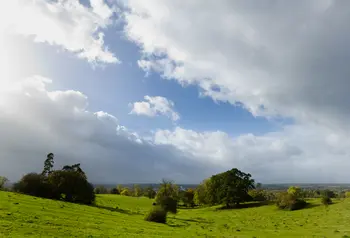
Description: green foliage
248,189,267,202
110,188,120,194
158,196,178,214
346,191,350,198
181,188,195,207
145,206,167,224
321,196,332,206
117,184,123,193
322,189,336,198
155,179,179,204
144,186,156,199
94,186,108,194
287,186,302,197
276,192,307,211
48,170,95,205
132,184,142,197
42,153,54,176
208,168,255,207
121,188,130,196
0,176,8,190
13,173,54,199
14,153,95,205
194,179,211,205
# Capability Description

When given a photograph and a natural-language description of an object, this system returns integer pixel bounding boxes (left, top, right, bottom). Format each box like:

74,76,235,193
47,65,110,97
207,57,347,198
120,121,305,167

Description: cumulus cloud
123,0,350,130
0,76,210,184
130,95,180,121
1,0,119,64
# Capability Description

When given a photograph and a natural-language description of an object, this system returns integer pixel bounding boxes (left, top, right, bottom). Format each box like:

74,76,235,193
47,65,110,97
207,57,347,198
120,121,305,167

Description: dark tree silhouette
41,153,54,176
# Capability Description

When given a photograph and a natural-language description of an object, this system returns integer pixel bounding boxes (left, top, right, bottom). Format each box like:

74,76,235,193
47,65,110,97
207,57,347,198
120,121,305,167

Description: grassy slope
1,191,350,237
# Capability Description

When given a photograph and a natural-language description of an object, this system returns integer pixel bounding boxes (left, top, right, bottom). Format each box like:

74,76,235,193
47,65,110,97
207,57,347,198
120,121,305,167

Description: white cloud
2,76,350,183
1,0,119,64
123,0,350,130
130,95,180,121
154,125,350,183
0,77,209,184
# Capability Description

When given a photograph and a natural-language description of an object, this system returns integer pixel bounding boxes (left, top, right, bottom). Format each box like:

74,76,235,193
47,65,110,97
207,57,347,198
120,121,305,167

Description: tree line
2,153,350,224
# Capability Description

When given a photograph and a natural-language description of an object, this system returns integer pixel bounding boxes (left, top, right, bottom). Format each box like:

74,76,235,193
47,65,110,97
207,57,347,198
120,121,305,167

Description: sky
1,0,350,184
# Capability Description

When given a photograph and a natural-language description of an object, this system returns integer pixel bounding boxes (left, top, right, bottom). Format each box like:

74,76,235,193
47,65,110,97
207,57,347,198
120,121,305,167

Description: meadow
2,191,350,237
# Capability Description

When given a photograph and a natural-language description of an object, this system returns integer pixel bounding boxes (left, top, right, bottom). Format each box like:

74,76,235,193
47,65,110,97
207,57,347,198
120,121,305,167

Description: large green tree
209,168,255,207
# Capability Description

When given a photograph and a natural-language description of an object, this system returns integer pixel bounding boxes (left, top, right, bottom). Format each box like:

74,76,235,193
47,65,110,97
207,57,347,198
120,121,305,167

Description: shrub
158,196,178,214
145,206,167,223
248,189,267,202
321,196,332,206
276,192,307,211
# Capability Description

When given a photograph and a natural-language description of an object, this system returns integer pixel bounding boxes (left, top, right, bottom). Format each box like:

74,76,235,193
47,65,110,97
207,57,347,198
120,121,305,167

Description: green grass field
1,191,350,237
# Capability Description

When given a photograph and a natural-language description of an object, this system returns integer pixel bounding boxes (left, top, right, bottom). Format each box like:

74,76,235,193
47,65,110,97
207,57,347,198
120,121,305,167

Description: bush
145,206,167,223
159,196,178,214
321,196,332,206
276,192,307,211
248,189,267,202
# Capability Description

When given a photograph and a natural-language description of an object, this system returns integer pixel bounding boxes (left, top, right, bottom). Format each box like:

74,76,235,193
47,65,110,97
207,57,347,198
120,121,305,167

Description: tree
121,188,130,196
155,179,179,204
248,189,267,202
48,170,95,204
117,184,123,194
144,185,156,199
287,186,302,197
276,191,307,211
62,163,86,179
194,179,211,205
133,184,142,197
182,188,195,207
208,168,255,207
94,186,108,194
0,176,8,190
42,153,54,176
322,189,336,198
155,179,180,214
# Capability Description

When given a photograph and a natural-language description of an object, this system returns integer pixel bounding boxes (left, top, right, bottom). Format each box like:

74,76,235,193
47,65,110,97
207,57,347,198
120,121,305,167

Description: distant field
1,191,350,237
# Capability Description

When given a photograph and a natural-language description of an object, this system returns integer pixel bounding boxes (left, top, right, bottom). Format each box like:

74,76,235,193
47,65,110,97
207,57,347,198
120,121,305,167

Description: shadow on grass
93,205,140,215
177,205,202,210
172,217,213,224
216,201,273,210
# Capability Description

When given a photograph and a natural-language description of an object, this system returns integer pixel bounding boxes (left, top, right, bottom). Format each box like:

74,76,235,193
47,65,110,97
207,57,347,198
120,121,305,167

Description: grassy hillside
1,191,350,237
